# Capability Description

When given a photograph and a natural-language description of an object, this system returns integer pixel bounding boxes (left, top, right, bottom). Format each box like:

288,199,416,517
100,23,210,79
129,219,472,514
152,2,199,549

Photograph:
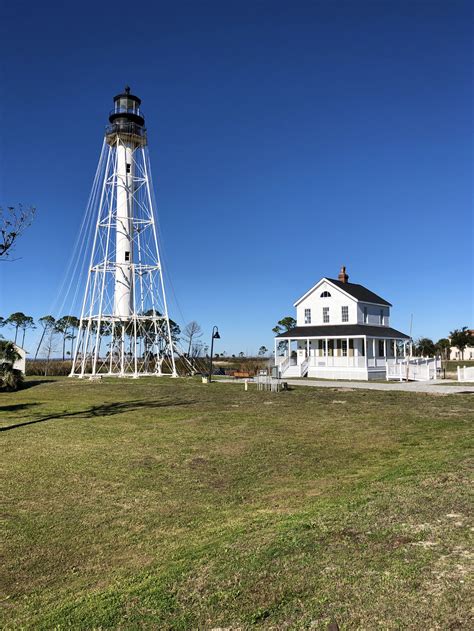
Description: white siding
13,345,26,374
450,345,474,360
357,302,390,326
296,280,358,326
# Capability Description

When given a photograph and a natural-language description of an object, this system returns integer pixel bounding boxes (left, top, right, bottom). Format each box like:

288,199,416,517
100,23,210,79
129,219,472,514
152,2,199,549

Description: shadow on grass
21,380,57,390
0,399,195,432
0,403,40,413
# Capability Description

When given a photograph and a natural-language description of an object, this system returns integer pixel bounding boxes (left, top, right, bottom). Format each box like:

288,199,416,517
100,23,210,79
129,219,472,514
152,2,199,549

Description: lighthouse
70,87,178,378
109,87,141,319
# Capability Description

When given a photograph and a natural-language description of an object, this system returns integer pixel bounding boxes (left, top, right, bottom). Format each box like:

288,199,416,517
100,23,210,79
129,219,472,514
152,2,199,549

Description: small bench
232,371,254,379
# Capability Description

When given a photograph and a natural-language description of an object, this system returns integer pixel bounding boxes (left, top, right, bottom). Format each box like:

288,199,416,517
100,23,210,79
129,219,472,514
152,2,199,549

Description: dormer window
320,291,331,298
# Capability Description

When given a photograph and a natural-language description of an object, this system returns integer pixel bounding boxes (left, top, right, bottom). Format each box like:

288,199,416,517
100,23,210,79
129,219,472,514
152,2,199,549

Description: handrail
279,356,290,375
105,122,147,137
300,357,309,376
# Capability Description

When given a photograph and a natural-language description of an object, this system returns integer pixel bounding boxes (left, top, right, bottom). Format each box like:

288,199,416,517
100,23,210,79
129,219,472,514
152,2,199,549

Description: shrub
0,365,24,391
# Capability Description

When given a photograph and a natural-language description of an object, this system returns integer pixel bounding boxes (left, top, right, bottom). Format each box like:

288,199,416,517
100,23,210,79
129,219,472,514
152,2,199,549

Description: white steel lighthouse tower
71,87,178,378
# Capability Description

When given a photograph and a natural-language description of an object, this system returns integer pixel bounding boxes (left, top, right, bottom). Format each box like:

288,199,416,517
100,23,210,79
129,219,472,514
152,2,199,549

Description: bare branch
0,205,36,259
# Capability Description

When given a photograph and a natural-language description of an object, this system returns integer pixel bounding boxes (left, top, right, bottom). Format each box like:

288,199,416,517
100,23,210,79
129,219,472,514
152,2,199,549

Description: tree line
0,313,81,360
0,314,220,361
414,327,473,360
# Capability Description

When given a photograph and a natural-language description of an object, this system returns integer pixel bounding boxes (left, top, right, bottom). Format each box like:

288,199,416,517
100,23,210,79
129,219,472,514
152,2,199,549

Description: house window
380,309,384,325
364,307,368,323
125,251,130,262
378,340,385,356
320,291,331,298
126,163,131,174
341,306,349,322
304,308,311,324
323,307,329,323
341,340,347,356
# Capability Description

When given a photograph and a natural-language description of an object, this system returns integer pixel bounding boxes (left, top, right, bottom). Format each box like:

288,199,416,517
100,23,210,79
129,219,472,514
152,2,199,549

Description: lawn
1,378,473,629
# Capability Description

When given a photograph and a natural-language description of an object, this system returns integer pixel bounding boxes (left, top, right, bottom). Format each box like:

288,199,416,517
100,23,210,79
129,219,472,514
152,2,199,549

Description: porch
275,335,410,381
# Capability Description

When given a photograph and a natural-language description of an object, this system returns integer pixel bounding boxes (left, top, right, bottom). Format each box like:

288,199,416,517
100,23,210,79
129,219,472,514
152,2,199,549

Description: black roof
275,324,410,339
323,278,391,306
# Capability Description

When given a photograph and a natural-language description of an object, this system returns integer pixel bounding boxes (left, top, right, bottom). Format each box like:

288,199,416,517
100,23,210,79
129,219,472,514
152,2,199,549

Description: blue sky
1,0,472,355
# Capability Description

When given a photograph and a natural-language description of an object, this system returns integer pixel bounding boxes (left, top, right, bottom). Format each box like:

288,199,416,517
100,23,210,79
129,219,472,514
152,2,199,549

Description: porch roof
275,324,410,339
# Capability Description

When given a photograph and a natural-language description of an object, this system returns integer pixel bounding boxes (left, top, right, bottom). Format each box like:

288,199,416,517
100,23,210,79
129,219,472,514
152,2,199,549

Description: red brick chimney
338,265,349,283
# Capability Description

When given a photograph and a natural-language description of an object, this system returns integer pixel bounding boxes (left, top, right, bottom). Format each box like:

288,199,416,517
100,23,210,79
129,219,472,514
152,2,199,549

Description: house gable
294,276,391,327
295,279,360,326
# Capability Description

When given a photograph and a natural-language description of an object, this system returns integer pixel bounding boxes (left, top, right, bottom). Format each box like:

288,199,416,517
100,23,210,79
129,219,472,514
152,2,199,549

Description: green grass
1,377,473,629
445,360,474,370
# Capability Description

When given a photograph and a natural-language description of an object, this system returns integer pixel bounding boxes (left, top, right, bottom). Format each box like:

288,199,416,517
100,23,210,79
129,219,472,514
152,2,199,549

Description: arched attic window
320,291,331,298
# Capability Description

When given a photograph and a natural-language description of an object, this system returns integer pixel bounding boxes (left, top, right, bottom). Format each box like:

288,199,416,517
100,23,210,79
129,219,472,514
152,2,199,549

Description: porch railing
308,356,367,369
458,365,474,382
386,357,440,381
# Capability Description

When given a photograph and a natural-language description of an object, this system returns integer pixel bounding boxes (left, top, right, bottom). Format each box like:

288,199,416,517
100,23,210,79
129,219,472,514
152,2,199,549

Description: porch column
383,339,386,357
364,337,368,368
325,338,328,359
307,338,310,357
346,336,350,366
372,338,376,360
288,339,292,358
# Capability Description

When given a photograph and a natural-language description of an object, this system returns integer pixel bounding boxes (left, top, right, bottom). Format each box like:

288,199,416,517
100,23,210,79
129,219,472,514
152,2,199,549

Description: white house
275,267,410,381
13,345,26,374
0,343,26,374
449,332,474,360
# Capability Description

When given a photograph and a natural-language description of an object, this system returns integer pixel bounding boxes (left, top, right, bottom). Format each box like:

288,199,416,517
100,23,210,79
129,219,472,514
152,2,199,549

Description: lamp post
208,326,220,382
